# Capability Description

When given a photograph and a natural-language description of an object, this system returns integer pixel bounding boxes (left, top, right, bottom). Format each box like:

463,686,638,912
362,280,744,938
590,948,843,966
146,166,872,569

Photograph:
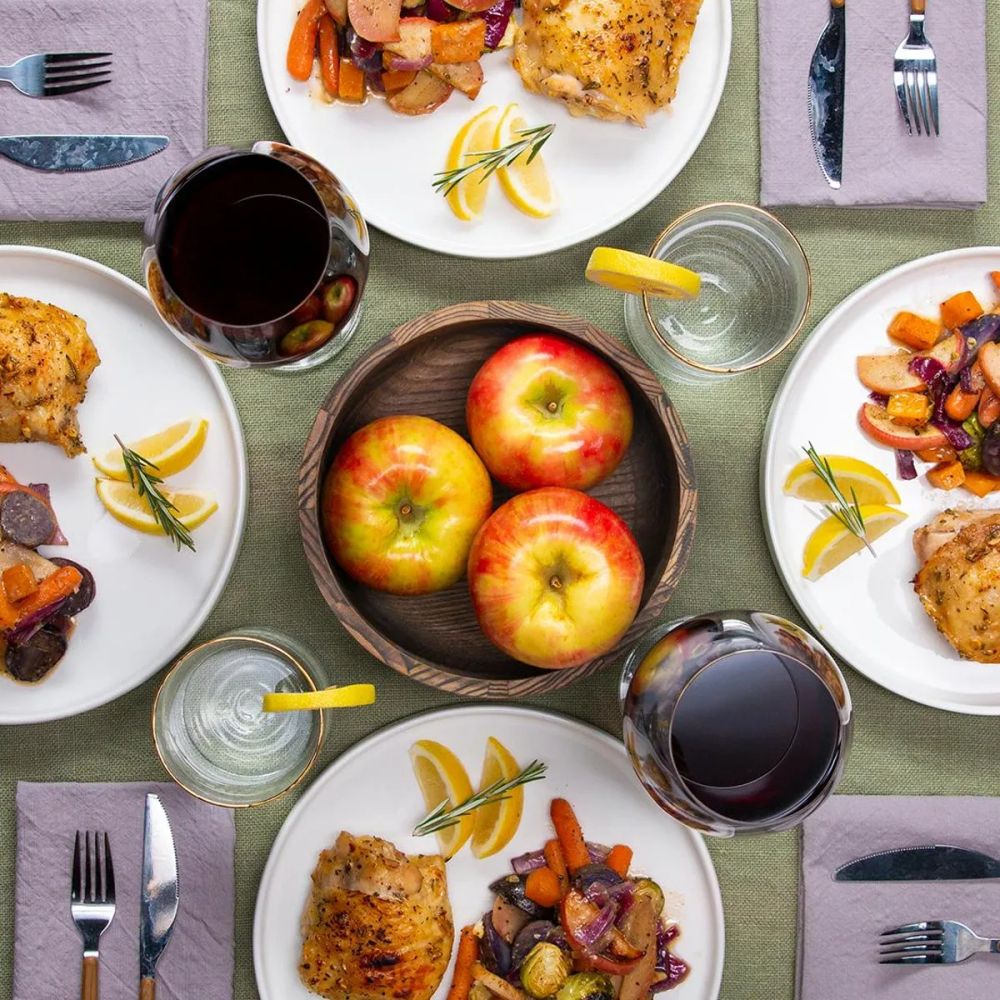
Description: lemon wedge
96,479,218,534
784,454,901,505
445,105,500,222
93,418,209,481
585,247,702,299
802,504,906,580
410,739,475,859
262,683,376,712
495,103,556,218
471,737,523,859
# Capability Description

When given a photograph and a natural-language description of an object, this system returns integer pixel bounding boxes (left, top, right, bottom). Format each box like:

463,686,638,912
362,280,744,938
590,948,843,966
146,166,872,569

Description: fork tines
879,921,944,964
71,830,115,904
43,53,112,97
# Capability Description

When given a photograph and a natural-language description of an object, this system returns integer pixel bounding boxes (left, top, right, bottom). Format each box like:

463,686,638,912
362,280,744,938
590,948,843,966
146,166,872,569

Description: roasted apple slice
386,70,453,114
348,0,402,41
428,61,483,98
858,402,948,451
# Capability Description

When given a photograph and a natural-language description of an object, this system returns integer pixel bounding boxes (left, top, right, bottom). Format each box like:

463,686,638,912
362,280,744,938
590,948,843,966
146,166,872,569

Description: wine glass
620,611,852,836
142,141,369,371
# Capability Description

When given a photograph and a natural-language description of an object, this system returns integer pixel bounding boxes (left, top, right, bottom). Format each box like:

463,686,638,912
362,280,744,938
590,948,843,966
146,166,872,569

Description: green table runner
2,2,1000,997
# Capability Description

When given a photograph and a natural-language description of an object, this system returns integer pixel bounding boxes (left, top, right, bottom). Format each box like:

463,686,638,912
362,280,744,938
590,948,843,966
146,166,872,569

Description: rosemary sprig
413,759,547,836
803,442,874,557
117,435,196,552
433,124,556,197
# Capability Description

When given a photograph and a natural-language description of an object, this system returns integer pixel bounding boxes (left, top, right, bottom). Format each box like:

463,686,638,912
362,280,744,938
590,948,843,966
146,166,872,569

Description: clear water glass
152,628,325,807
624,203,811,384
620,611,851,837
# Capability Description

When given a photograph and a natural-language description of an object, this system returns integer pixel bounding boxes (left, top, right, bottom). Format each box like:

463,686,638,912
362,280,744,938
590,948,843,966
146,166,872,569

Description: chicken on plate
300,832,454,1000
512,0,703,125
913,509,1000,664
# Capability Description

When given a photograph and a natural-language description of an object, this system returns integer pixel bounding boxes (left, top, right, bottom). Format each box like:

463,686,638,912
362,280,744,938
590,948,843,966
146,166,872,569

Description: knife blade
140,793,179,999
0,134,168,172
835,845,1000,882
807,0,846,189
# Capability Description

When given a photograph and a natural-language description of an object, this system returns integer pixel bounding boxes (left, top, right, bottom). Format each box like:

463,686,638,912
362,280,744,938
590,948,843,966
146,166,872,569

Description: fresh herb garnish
117,435,196,552
433,125,555,197
413,759,547,836
804,442,874,557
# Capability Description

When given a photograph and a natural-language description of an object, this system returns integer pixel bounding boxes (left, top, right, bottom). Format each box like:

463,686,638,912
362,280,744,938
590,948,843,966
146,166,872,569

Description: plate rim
0,244,249,725
252,702,725,1000
254,0,733,259
760,244,1000,716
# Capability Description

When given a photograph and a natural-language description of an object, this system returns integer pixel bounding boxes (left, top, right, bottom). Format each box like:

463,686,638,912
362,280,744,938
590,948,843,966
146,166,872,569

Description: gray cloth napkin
0,0,208,222
799,795,1000,999
14,782,235,1000
759,0,988,209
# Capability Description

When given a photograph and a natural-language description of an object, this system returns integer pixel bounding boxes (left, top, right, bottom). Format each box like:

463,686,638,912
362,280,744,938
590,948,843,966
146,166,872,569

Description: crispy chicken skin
0,294,100,457
914,511,1000,663
512,0,703,125
912,509,993,563
300,833,453,1000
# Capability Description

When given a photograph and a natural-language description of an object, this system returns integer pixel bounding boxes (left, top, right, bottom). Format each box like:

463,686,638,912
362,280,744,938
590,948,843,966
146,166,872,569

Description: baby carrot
446,927,479,1000
605,844,633,878
287,0,324,81
525,866,562,907
318,15,340,97
550,798,590,872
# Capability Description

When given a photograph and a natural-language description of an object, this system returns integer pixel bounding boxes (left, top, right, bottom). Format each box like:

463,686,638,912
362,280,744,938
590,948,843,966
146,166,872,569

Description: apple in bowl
322,415,492,595
466,334,634,491
468,487,644,669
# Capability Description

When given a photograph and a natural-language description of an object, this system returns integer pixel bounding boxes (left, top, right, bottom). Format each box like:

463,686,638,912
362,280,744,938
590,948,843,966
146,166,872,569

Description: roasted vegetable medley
447,798,687,1000
0,465,95,683
857,271,1000,496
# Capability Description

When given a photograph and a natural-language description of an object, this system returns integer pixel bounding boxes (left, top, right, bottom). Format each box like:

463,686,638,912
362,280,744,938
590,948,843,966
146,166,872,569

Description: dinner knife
0,134,168,172
807,0,846,189
139,793,179,1000
835,845,1000,882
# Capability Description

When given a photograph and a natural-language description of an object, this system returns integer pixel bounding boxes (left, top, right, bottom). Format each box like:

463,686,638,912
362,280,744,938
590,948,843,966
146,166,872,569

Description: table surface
2,2,1000,998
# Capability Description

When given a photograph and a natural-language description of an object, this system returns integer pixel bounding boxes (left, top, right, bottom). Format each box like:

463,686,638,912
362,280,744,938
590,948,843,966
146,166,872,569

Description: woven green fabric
2,1,1000,997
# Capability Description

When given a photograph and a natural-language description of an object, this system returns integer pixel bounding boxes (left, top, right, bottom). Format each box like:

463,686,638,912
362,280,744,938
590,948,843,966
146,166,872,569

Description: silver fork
893,0,938,136
0,52,112,99
70,831,116,1000
880,920,1000,964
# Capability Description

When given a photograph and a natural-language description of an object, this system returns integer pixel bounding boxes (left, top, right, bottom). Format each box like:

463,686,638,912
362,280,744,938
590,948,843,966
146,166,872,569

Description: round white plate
254,705,724,1000
0,246,248,725
256,0,731,258
761,246,1000,715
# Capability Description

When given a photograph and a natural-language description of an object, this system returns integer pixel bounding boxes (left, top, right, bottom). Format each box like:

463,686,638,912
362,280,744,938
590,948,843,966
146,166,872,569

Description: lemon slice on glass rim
585,247,702,299
93,417,209,480
262,683,376,712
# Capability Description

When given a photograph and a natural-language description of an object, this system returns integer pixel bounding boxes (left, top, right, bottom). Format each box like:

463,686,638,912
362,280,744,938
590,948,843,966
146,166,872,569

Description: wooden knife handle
140,976,156,1000
911,0,925,12
81,956,98,1000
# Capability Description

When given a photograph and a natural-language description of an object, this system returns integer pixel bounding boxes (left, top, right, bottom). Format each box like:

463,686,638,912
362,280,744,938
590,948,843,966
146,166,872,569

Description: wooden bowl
299,301,697,698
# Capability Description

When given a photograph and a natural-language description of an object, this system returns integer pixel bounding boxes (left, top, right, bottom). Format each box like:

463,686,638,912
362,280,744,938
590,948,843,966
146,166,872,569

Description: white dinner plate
761,246,1000,715
254,705,724,1000
256,0,731,258
0,246,248,725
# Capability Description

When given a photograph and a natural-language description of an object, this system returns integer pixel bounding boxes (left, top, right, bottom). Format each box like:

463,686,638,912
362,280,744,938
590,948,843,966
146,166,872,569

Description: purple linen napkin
799,795,1000,998
759,0,987,209
0,0,208,222
14,782,235,1000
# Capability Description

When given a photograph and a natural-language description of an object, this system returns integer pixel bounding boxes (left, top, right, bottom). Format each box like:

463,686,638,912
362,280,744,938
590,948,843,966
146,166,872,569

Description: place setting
1,0,1000,998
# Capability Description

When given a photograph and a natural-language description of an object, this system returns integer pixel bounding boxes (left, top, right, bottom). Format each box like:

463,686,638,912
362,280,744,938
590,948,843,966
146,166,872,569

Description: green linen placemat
2,1,1000,999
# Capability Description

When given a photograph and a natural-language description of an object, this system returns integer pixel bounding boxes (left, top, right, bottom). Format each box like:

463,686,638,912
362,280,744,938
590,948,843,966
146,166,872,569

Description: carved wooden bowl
299,301,697,698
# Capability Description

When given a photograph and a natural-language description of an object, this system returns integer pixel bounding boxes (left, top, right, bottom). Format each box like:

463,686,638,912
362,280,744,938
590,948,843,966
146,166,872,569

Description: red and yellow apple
322,415,492,595
466,334,634,491
858,402,948,451
468,487,644,669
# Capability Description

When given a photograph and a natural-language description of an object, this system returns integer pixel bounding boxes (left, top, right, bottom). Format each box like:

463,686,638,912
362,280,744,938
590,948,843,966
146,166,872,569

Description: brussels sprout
632,878,665,916
555,972,615,1000
519,942,572,998
961,414,985,471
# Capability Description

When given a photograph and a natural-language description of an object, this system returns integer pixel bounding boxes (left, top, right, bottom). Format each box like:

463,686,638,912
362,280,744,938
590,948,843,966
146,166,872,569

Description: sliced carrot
10,565,81,624
979,389,1000,429
605,844,633,878
2,564,37,603
338,58,365,102
525,866,562,907
446,927,480,1000
287,0,325,81
944,383,981,422
550,798,590,872
318,15,340,96
382,68,417,92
